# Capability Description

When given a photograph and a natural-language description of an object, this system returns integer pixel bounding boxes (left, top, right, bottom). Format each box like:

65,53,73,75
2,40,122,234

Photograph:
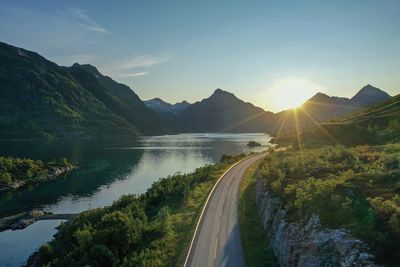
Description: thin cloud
122,55,172,68
70,7,111,34
99,55,171,79
86,26,111,34
102,55,171,76
120,72,149,78
70,8,93,24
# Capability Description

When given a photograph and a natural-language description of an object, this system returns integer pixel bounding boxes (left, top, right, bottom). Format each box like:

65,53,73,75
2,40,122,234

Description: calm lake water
0,133,272,266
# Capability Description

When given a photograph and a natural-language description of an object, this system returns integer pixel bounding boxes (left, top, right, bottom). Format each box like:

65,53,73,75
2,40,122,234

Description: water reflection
0,134,271,217
0,220,65,267
0,133,272,266
0,145,145,216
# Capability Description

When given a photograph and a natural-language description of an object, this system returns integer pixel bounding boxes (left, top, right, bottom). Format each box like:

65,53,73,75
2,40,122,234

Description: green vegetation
247,141,262,147
293,118,400,147
0,42,170,140
258,145,400,265
32,154,245,267
0,156,73,186
277,94,400,147
239,160,276,267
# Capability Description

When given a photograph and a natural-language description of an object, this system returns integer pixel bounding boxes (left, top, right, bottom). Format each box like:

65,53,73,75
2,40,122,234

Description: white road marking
214,238,218,260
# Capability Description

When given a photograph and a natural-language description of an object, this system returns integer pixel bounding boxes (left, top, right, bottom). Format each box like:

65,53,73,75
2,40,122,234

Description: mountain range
276,92,400,146
271,84,391,135
174,89,274,132
0,41,394,140
0,42,170,139
146,86,391,134
144,98,190,119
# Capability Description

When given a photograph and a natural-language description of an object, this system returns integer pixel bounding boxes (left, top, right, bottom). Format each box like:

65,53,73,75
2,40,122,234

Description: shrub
258,145,400,264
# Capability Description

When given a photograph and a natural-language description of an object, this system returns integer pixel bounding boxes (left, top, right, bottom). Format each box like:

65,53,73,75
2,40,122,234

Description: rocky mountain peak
71,63,102,76
351,84,391,106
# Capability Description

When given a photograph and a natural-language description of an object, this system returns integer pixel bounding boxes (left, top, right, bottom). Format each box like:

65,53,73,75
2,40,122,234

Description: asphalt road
185,153,266,267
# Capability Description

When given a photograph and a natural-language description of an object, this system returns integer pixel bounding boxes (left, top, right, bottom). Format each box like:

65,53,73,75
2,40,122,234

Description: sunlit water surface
0,133,272,266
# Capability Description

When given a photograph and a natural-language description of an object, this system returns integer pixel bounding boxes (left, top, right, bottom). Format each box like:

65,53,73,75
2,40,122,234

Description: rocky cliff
255,179,380,267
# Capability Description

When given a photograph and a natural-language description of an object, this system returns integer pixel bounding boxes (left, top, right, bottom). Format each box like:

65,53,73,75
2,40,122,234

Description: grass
239,159,277,267
174,165,233,265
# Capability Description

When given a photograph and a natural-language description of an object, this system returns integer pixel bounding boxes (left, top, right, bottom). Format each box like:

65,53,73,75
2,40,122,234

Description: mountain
271,85,392,135
176,89,274,132
144,98,190,118
68,63,169,135
275,92,400,146
351,84,391,106
172,86,391,134
0,42,169,140
173,100,191,113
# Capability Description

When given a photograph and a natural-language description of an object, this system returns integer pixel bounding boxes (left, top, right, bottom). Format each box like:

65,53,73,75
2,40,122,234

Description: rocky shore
255,179,380,267
0,210,53,232
0,165,76,195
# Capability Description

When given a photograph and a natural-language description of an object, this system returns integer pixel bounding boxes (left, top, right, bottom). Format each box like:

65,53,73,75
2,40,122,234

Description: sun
270,78,319,111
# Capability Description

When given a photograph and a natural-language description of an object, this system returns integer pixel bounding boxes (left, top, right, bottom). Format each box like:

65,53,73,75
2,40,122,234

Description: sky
1,0,400,111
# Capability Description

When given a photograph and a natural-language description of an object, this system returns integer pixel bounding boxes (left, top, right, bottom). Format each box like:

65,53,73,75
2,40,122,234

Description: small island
247,141,262,147
0,156,76,195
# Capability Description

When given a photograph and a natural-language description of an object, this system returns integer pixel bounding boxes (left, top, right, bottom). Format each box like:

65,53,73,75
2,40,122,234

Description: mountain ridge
172,86,392,135
271,84,392,134
0,41,394,139
275,92,400,146
175,88,274,133
0,41,170,140
144,98,190,118
351,84,391,106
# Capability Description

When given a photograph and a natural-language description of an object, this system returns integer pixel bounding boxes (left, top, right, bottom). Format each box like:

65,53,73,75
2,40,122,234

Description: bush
0,156,73,185
34,153,246,266
258,145,400,265
0,172,12,184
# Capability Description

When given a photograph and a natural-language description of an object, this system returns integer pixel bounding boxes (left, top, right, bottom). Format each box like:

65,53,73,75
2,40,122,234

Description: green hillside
270,85,391,136
0,42,169,140
275,94,400,147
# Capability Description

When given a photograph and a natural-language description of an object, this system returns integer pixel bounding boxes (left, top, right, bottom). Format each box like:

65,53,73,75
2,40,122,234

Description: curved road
185,153,266,267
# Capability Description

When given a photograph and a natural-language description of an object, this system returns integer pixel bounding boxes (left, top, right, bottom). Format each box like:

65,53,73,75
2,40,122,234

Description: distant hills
152,86,391,134
272,84,392,135
0,41,394,140
351,84,391,106
0,42,170,140
174,89,274,132
276,92,400,146
144,98,190,119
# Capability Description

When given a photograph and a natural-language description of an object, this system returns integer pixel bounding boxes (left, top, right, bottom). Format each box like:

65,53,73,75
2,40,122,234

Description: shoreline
0,165,77,197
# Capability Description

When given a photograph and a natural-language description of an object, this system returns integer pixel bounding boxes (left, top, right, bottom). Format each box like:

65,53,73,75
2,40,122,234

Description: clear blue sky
1,0,400,111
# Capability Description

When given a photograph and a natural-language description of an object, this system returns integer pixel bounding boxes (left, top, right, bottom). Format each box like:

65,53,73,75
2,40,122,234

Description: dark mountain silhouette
176,89,274,132
174,86,391,135
272,85,392,135
351,84,391,106
0,42,169,140
276,92,400,146
0,42,393,139
144,98,190,118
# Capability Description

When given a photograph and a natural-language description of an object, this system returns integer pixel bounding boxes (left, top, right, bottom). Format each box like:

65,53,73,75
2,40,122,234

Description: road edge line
183,152,262,267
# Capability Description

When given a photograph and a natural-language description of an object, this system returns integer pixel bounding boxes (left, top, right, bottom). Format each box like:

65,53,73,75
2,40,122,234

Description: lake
0,133,272,266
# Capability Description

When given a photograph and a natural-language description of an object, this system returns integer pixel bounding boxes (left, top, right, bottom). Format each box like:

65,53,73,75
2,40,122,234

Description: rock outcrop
0,165,76,196
10,210,52,230
0,210,52,232
256,179,380,267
